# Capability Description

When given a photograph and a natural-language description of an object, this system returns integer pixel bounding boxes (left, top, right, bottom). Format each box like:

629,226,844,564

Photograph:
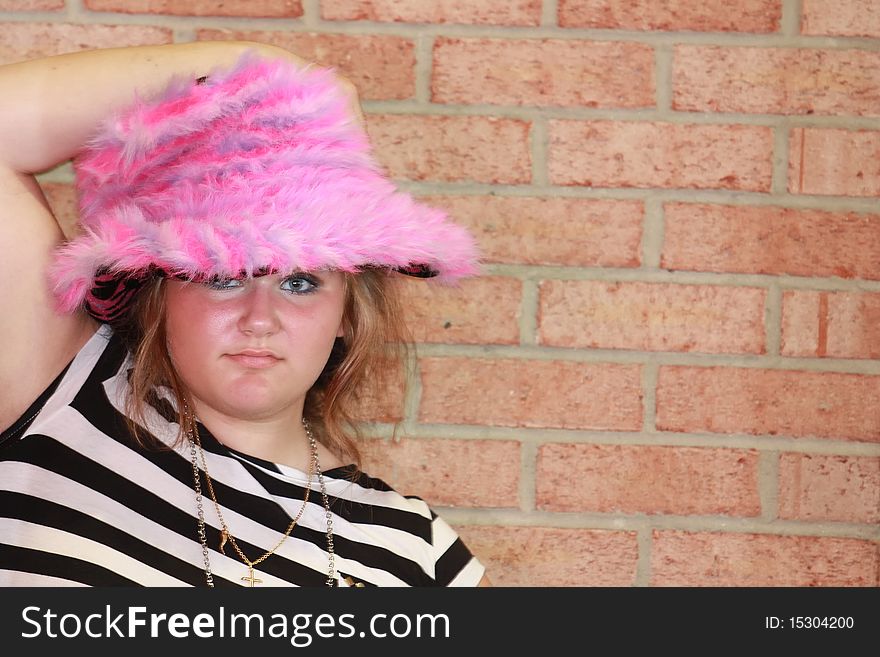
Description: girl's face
164,271,346,422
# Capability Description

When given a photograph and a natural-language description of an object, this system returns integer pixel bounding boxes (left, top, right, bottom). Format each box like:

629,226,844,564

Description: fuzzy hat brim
50,51,481,319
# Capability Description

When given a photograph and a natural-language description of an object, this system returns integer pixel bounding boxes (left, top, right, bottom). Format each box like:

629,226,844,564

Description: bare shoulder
0,166,100,432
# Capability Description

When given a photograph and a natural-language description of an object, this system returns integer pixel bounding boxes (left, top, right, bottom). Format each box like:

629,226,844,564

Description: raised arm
0,41,325,432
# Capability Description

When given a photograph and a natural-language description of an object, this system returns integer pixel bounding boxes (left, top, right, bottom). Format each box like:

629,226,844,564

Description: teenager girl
0,41,488,587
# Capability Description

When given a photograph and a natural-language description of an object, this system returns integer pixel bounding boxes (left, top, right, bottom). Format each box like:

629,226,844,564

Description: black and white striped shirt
0,325,484,587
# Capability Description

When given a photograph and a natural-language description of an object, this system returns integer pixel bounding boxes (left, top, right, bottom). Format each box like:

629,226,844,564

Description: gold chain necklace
186,408,336,587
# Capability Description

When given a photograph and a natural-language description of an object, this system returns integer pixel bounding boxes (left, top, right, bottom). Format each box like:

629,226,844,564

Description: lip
226,350,282,368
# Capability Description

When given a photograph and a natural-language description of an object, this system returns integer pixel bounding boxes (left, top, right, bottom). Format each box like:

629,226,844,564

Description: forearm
0,41,304,174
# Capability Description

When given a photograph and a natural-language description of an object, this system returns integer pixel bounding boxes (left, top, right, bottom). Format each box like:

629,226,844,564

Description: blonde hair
120,269,411,468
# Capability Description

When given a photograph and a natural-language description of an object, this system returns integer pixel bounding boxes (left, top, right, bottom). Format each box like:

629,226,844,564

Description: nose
237,279,281,337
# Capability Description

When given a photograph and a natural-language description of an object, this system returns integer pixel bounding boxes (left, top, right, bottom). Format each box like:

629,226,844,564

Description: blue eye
281,274,319,295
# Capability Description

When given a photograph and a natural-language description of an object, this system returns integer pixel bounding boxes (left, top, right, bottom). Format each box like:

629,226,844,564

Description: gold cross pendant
241,565,262,587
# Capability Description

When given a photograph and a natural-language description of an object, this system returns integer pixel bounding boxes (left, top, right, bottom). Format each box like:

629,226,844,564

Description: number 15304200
765,616,854,630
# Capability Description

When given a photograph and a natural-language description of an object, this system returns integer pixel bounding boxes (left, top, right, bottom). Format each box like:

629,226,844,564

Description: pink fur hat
50,51,481,322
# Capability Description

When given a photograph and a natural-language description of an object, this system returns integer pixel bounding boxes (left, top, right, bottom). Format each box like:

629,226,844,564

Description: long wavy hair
117,269,411,468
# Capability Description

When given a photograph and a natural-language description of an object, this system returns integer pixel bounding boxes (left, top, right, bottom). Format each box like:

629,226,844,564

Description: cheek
165,292,230,357
292,303,346,348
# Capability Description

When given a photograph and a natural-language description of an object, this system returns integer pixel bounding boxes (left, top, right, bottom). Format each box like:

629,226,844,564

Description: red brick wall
10,0,879,587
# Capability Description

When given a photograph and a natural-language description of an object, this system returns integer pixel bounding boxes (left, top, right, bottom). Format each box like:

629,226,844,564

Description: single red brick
780,291,822,357
558,0,781,32
321,0,541,26
783,291,880,359
0,22,171,64
84,0,302,17
367,115,531,184
432,38,654,108
651,530,879,585
419,195,643,268
790,128,880,197
538,280,766,354
674,45,880,117
419,358,643,431
196,29,415,101
549,121,773,191
802,0,880,37
657,366,880,442
396,275,521,345
778,453,880,524
360,437,521,508
537,444,761,516
662,203,880,280
455,525,638,586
